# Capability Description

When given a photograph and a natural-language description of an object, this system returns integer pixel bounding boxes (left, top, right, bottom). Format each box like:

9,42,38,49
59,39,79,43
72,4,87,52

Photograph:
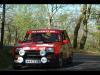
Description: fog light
16,57,23,63
19,49,25,56
41,57,47,63
40,50,46,56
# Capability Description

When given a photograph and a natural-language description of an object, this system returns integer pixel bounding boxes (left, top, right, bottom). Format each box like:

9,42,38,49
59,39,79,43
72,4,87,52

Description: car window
23,33,61,43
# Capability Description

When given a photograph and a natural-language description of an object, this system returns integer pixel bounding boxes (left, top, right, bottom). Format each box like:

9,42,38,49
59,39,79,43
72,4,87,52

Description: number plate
25,59,41,63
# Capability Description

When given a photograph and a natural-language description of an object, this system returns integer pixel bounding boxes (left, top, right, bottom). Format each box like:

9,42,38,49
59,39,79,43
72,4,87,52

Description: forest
0,4,100,69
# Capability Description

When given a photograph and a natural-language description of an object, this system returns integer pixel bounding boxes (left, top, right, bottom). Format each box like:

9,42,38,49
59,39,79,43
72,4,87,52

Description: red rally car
11,29,73,69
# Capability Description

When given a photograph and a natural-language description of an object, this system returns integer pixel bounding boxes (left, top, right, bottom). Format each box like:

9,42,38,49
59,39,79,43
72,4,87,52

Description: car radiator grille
24,50,41,59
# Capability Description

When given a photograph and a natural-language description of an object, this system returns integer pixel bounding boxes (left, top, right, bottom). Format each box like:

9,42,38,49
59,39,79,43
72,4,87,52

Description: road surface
3,52,100,71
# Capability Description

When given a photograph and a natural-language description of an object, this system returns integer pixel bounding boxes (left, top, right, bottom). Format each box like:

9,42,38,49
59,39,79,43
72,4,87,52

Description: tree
12,12,34,41
47,4,65,28
80,5,92,49
0,4,6,48
73,5,86,48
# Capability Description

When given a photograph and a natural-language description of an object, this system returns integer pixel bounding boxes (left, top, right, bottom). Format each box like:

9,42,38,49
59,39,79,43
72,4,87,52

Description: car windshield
23,33,61,43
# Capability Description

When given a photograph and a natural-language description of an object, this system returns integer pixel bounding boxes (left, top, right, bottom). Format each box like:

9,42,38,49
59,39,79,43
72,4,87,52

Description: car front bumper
13,53,59,67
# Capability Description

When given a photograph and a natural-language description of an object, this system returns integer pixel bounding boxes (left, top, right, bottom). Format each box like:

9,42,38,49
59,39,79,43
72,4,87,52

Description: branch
86,5,92,20
51,5,64,18
0,4,2,8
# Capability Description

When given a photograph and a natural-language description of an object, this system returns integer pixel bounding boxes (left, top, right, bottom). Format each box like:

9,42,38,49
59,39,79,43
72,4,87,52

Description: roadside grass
76,48,100,56
0,46,13,69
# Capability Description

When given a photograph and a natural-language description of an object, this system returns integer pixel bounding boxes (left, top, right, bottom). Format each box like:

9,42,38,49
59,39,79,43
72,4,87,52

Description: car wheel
58,57,63,67
67,56,73,64
63,54,73,66
57,53,64,68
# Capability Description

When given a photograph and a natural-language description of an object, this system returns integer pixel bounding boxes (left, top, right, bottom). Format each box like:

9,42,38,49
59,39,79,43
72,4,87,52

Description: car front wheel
56,53,64,68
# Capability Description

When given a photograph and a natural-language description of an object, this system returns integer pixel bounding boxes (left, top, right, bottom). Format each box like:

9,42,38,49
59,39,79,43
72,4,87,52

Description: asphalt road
3,52,100,71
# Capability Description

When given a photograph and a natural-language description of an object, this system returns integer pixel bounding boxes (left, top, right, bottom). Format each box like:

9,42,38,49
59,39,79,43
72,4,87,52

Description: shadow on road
73,53,100,62
12,62,84,71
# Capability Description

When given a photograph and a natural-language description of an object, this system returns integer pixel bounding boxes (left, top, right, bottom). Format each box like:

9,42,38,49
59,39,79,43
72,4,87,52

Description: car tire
67,55,73,64
63,54,73,66
56,53,64,68
58,57,63,67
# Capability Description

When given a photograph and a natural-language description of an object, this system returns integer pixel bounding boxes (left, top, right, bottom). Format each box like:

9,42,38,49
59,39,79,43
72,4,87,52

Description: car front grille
24,50,41,59
24,50,55,59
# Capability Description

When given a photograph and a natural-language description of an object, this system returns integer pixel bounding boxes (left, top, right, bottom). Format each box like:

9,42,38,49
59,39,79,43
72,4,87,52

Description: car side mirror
63,40,69,44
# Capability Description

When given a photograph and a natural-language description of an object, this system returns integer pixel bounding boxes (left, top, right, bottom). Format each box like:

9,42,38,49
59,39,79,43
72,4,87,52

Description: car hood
15,42,61,51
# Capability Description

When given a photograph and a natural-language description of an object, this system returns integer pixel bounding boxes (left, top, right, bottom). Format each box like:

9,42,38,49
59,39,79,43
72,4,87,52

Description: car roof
26,29,65,34
32,29,64,31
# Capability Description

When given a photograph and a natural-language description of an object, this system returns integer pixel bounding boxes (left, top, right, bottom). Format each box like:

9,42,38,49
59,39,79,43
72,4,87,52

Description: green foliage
57,13,68,22
12,12,34,39
9,4,49,41
92,31,100,41
96,25,100,30
90,7,98,19
85,31,100,52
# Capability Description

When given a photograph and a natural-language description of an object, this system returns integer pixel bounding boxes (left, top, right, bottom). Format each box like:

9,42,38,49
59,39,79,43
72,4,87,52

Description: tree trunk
80,5,91,49
73,5,86,48
0,4,6,48
47,14,52,28
7,25,11,45
80,19,88,49
47,4,61,29
73,15,83,48
14,28,18,45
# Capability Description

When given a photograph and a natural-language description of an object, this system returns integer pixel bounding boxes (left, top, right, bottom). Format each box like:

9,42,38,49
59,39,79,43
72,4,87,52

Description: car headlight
47,48,54,52
40,50,46,56
19,49,25,56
